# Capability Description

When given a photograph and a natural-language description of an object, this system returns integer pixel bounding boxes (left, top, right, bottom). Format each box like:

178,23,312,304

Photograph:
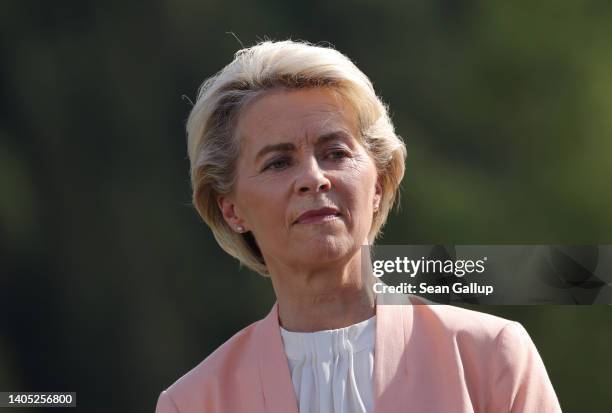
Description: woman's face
218,87,381,271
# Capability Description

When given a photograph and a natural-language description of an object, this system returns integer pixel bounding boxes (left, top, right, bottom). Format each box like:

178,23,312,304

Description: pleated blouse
279,315,376,413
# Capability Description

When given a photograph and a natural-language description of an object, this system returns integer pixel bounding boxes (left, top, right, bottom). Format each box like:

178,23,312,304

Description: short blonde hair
187,39,406,276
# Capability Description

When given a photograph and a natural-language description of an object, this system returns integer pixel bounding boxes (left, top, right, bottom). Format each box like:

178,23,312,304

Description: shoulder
405,299,561,412
155,319,261,413
410,300,544,370
409,296,516,345
406,298,529,381
411,301,546,367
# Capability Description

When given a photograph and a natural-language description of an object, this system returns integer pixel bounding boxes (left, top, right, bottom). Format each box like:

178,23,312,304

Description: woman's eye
264,157,291,171
327,149,350,160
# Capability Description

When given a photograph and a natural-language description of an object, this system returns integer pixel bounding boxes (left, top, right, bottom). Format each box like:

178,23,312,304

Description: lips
294,207,341,225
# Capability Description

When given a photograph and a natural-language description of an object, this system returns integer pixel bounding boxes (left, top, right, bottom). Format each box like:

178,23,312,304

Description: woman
155,40,561,413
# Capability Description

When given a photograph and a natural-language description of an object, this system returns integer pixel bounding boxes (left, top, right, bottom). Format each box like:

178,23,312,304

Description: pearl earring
236,225,245,233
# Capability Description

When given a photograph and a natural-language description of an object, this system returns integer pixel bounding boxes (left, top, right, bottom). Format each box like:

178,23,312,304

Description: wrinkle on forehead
235,87,360,153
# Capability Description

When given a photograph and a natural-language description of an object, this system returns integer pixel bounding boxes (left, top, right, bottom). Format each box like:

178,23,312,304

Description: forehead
235,88,359,150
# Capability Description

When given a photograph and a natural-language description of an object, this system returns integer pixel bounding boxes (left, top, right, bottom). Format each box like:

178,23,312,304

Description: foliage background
1,1,611,411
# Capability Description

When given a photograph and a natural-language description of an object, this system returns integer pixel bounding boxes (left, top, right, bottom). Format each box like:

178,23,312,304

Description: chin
299,234,357,263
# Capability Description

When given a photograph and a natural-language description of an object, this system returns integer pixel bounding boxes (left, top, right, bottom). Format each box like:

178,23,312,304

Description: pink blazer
155,297,562,412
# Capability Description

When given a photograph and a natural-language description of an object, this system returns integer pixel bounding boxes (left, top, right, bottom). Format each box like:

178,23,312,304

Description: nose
295,155,331,195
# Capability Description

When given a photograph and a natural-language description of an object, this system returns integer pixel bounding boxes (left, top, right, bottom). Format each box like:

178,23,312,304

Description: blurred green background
1,1,611,412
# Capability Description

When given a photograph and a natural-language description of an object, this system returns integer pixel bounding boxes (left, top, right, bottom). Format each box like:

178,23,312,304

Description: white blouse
279,315,376,413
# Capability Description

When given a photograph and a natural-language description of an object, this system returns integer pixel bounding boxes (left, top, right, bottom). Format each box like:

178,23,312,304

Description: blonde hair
187,39,406,276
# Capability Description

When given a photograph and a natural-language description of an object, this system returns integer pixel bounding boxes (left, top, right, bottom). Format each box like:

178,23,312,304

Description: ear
373,179,382,212
217,195,249,233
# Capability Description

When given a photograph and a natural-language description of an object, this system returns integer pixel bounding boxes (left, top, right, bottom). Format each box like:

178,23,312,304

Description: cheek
239,183,287,227
337,155,377,217
347,154,377,196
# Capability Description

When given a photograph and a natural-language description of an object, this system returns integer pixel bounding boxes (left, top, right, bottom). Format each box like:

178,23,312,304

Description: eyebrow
254,131,353,163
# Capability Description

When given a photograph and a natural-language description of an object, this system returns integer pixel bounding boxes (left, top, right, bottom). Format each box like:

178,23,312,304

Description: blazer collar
255,301,300,413
373,293,413,411
254,295,413,412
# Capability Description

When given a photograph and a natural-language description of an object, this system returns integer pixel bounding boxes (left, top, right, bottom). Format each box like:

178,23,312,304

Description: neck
268,248,377,332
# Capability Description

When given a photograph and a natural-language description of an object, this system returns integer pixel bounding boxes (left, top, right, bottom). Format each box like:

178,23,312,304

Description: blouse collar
279,314,376,361
254,293,413,412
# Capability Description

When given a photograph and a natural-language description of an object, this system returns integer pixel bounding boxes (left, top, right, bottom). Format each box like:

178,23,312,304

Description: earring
236,225,245,233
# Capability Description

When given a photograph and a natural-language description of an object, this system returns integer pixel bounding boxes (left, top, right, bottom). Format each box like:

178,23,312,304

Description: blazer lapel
374,295,413,412
255,301,300,413
255,296,413,413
